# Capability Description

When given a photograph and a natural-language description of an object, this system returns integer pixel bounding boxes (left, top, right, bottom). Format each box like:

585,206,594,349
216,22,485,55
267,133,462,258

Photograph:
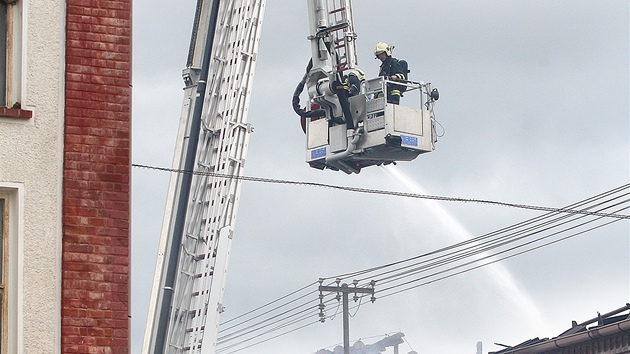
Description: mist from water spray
381,165,548,331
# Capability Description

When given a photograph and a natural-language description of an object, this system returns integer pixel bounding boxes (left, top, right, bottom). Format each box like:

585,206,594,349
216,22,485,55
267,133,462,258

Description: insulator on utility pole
318,281,375,354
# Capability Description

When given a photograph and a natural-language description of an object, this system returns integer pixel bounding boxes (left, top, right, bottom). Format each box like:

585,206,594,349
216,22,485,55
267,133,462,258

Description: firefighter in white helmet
342,68,366,96
374,42,405,104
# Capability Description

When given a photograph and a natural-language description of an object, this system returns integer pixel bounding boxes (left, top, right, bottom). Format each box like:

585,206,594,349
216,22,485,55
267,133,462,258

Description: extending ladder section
326,0,358,73
143,1,266,354
307,0,358,75
168,1,266,352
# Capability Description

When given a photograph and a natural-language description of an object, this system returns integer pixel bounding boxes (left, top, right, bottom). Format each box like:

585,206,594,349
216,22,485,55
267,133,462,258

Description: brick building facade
0,0,131,352
62,0,132,352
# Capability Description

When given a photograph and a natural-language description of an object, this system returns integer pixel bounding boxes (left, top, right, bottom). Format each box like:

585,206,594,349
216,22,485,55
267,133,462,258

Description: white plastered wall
0,0,65,352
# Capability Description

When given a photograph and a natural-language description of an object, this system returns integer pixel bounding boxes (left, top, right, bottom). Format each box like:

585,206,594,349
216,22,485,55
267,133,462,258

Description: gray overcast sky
131,1,629,353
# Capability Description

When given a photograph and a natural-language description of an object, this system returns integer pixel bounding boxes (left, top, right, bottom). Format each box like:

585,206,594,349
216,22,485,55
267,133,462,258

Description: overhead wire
219,282,318,331
218,283,366,343
348,294,366,318
365,197,630,287
217,293,370,353
349,195,629,293
217,295,342,353
217,289,343,347
321,184,630,282
132,163,630,220
131,163,629,351
217,294,321,343
378,214,623,299
216,278,368,352
217,204,624,352
374,199,628,291
212,184,629,352
217,318,322,354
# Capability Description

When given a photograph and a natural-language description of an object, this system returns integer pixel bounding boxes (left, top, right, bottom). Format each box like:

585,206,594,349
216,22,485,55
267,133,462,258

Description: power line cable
133,161,629,351
377,215,623,298
132,163,630,220
215,195,628,344
211,188,629,352
217,292,341,346
375,201,629,292
219,282,317,331
191,193,629,353
217,293,348,351
322,184,630,282
369,198,630,287
350,196,629,292
214,212,622,353
217,318,321,354
217,295,366,353
216,281,368,351
217,296,321,343
219,206,616,352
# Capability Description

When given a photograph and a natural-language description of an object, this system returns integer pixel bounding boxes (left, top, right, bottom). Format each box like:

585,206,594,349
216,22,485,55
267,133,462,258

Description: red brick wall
62,0,132,352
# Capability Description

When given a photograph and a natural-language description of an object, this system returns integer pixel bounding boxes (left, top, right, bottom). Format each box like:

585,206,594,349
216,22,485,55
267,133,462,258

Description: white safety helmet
374,42,392,57
348,68,365,81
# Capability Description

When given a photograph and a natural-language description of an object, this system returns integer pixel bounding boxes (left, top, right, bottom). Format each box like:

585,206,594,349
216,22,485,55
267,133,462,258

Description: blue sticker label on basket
311,147,327,159
401,135,418,147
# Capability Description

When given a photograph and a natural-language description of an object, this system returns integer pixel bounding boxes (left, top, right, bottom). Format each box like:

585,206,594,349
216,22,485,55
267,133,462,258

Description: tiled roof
490,303,630,354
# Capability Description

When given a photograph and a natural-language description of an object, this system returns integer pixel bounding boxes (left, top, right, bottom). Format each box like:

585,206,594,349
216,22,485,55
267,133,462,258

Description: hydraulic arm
297,0,440,174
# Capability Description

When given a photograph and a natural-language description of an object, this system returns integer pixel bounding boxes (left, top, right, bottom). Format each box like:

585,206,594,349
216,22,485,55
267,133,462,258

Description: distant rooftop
490,303,630,354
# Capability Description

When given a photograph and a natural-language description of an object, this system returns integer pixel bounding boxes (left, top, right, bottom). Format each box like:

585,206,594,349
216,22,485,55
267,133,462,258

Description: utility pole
318,280,375,354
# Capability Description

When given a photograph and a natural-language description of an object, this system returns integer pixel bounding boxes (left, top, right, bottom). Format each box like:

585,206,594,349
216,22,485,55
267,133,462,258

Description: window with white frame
0,0,23,109
0,3,7,107
0,187,17,353
0,195,7,352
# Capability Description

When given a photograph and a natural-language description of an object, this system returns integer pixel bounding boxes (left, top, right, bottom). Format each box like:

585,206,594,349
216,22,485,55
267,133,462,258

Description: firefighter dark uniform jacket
378,56,406,104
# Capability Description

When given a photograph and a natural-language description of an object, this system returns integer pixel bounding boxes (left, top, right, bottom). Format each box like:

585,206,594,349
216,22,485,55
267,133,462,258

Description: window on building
0,0,24,111
0,3,7,107
0,187,17,353
0,196,6,352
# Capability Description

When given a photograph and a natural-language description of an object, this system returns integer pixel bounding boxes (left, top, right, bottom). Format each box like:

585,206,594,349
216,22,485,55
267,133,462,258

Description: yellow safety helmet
374,42,392,57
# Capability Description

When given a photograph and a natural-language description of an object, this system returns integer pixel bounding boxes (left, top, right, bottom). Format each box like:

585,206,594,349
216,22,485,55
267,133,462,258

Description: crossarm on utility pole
318,282,375,354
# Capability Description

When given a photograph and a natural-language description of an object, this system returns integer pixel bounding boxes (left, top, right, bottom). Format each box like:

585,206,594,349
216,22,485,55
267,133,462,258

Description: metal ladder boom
143,1,266,353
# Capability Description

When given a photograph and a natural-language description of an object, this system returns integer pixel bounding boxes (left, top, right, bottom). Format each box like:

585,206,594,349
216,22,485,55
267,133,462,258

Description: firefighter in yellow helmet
374,42,405,104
